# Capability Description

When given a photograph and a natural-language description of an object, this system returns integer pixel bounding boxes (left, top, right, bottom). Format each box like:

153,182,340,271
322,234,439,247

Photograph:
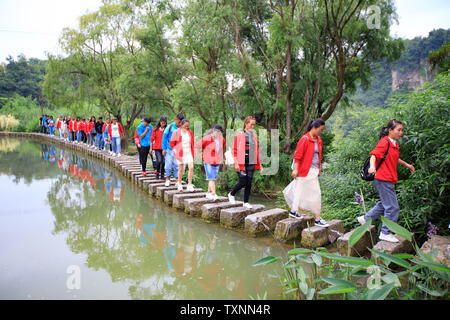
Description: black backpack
361,140,390,181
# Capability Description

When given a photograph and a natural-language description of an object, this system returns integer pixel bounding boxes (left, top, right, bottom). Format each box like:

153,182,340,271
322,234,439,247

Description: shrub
321,74,450,243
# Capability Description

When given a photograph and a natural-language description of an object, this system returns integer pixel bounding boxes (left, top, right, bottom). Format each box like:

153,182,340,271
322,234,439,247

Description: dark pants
81,132,87,143
139,146,150,172
154,149,165,177
71,131,76,142
230,164,255,203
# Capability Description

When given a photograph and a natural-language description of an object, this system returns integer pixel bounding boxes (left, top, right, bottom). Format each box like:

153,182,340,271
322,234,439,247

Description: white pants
283,167,321,215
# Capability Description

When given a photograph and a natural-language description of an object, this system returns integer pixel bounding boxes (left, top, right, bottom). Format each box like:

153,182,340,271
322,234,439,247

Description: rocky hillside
353,28,449,107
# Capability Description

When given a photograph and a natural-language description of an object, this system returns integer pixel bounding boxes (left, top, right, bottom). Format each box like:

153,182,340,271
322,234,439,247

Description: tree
0,55,47,104
220,0,403,153
43,0,148,150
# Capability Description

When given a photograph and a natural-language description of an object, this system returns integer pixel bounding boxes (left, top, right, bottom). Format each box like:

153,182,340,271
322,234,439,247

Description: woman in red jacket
170,119,195,192
357,119,415,243
228,116,263,209
284,119,329,227
151,117,167,180
195,124,226,201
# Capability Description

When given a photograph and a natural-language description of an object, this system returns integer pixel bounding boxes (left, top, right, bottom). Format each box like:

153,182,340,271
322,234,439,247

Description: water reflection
1,139,283,299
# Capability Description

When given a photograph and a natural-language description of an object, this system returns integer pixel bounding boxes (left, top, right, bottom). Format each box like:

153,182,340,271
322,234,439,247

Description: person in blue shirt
137,117,153,176
42,115,48,134
162,113,183,186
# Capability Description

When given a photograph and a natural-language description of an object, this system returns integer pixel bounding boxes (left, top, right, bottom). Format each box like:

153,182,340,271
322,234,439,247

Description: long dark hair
380,119,403,139
306,118,325,133
153,116,167,132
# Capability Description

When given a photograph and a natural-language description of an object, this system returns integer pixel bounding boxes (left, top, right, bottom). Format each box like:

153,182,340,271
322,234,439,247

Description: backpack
361,140,390,181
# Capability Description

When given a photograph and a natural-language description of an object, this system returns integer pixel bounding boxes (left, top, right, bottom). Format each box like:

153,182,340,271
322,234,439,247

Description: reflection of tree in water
41,143,282,299
0,139,60,184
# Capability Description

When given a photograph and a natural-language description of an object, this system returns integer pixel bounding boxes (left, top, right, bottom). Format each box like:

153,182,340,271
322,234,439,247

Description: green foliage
428,42,450,74
0,55,47,102
254,219,449,300
354,28,450,107
0,95,41,132
321,74,450,243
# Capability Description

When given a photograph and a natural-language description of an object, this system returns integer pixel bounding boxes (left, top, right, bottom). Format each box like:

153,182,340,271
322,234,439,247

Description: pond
0,138,286,300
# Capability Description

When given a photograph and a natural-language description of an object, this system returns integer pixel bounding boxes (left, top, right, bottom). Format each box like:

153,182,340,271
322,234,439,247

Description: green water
0,138,286,300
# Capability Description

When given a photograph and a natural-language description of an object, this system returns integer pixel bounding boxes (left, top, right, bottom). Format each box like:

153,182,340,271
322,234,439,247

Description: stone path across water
0,132,416,256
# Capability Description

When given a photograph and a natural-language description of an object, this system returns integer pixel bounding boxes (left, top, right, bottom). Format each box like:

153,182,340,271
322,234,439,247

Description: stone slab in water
245,208,289,236
184,197,228,216
300,220,345,248
337,225,377,256
372,234,415,255
220,205,266,229
173,192,208,209
201,201,244,222
164,188,204,205
156,185,187,199
149,181,184,195
274,215,315,243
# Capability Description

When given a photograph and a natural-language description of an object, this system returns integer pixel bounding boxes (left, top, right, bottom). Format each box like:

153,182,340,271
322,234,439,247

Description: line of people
40,114,124,156
133,113,329,227
40,113,414,236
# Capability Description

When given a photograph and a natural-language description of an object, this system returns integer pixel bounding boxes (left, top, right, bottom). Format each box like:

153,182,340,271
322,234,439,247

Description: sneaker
205,193,213,199
117,153,121,157
154,170,157,174
315,218,329,228
357,215,366,225
177,184,183,192
289,211,302,219
186,184,194,192
379,233,399,243
212,194,218,201
142,172,147,176
165,179,170,187
243,203,253,209
228,193,235,204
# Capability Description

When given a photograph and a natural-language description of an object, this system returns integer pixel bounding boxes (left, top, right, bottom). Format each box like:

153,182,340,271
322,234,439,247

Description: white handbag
224,148,234,166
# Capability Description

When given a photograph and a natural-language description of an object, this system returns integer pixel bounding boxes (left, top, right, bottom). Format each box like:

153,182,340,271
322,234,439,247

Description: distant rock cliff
391,59,435,92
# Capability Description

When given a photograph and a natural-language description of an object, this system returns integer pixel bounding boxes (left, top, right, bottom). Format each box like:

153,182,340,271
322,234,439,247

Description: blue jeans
111,137,121,154
76,131,82,142
364,179,400,235
204,163,220,180
96,134,104,150
164,149,178,179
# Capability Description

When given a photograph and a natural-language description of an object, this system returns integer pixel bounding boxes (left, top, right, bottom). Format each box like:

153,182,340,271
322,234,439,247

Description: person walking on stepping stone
357,119,415,243
137,117,152,176
284,118,329,228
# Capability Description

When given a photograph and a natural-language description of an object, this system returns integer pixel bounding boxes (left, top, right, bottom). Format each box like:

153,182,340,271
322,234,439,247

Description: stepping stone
201,201,244,222
337,225,377,256
372,234,415,255
184,197,228,216
137,177,163,187
274,215,315,243
156,185,187,199
300,220,345,248
164,188,204,205
420,235,450,267
149,181,185,195
173,192,209,210
220,205,266,229
141,179,166,191
244,208,289,236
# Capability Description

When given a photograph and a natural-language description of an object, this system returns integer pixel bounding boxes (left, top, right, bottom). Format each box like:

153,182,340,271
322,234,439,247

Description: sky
0,0,449,64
